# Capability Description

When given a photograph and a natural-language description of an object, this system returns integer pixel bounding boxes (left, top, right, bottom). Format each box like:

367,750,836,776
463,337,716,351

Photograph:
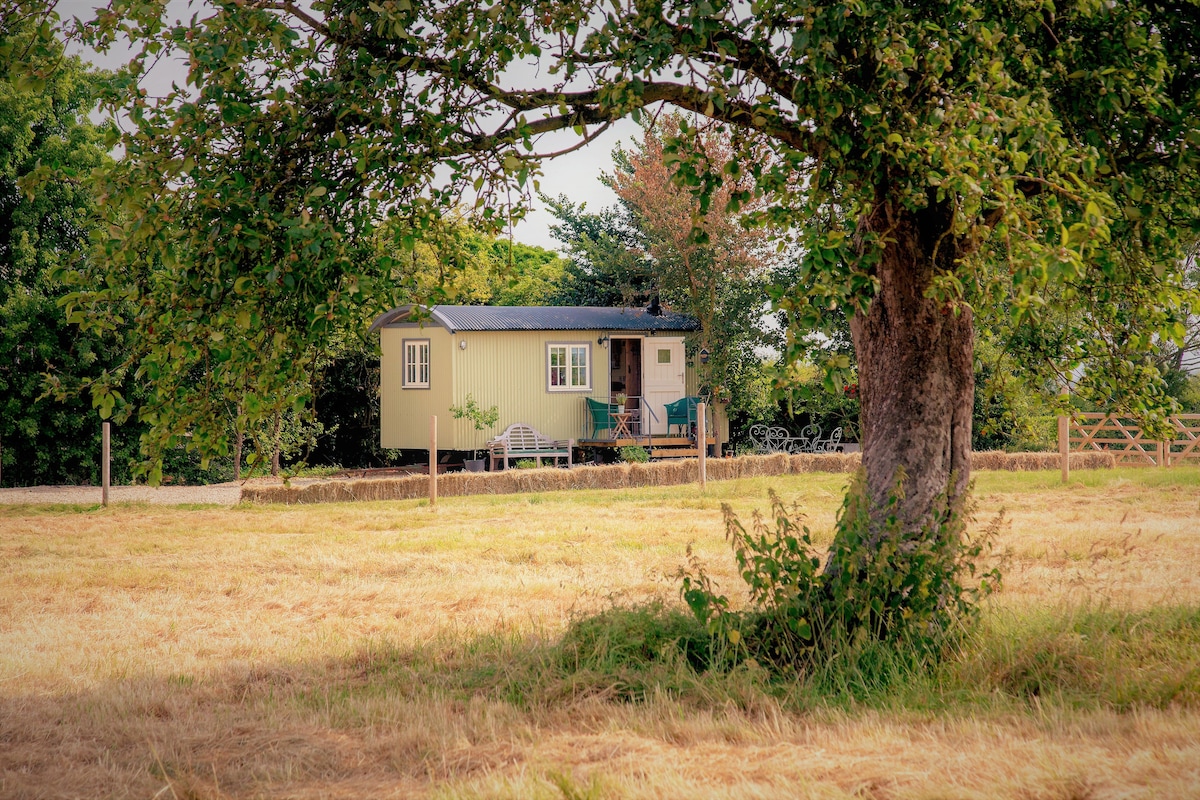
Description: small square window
548,343,590,391
657,348,672,364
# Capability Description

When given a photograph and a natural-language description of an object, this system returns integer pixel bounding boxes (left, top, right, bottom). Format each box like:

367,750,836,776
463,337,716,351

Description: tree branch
242,0,330,37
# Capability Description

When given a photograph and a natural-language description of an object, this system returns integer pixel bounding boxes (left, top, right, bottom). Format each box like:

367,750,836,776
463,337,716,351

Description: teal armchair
665,396,702,436
585,397,617,438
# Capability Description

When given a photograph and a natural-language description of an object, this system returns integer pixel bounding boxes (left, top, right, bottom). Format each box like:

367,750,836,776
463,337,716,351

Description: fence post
102,421,111,507
697,402,707,491
1058,415,1069,484
1157,439,1166,468
429,415,437,508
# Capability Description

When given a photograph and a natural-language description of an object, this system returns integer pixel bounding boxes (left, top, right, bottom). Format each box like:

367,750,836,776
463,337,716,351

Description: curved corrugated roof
370,305,700,333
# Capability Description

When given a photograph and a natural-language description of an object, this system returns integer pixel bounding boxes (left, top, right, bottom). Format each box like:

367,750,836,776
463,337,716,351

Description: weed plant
618,445,650,463
676,471,1000,684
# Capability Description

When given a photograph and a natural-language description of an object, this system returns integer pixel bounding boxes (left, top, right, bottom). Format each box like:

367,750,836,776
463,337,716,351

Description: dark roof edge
368,305,455,333
370,305,699,333
368,305,409,333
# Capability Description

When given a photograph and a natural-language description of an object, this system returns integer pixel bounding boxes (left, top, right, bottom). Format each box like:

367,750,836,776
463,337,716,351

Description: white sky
54,0,629,253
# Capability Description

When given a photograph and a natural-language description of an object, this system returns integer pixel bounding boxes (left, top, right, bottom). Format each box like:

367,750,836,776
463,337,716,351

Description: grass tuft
952,604,1200,710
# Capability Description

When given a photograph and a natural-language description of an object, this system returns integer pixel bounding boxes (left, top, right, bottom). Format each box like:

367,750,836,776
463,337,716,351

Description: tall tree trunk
847,204,975,537
233,427,243,482
270,411,282,478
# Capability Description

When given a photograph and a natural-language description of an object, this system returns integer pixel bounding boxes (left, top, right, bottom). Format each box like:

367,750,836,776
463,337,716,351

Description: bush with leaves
449,393,500,461
618,445,650,464
682,475,1002,674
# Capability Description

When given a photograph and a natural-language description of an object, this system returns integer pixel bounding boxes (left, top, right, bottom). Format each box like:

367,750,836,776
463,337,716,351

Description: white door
642,337,686,435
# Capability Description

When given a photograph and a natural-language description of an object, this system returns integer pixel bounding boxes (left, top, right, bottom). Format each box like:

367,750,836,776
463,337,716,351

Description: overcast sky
55,0,631,253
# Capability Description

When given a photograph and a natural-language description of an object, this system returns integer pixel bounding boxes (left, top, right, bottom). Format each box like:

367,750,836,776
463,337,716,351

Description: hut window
547,343,590,391
403,339,430,388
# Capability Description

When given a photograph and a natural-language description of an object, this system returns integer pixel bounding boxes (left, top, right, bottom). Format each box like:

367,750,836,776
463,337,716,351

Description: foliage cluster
450,392,500,461
681,477,1000,674
503,596,1200,711
379,215,567,308
617,445,649,464
448,393,500,433
545,119,784,427
765,331,1063,453
0,17,161,485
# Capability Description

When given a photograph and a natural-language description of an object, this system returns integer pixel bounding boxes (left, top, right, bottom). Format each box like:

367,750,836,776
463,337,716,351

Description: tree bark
233,428,243,482
270,411,282,478
847,203,975,536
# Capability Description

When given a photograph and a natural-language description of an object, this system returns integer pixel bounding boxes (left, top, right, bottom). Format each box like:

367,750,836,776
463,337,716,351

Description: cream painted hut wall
380,325,607,449
379,325,455,449
380,324,721,451
450,330,603,450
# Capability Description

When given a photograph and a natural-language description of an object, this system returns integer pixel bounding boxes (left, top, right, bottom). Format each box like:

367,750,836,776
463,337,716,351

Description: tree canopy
51,1,1200,541
0,14,132,485
546,118,781,426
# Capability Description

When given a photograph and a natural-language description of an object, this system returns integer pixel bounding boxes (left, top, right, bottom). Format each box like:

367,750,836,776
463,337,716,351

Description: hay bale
639,459,695,487
970,450,1117,472
1070,451,1117,470
571,463,630,490
250,446,1119,506
729,453,789,479
356,476,424,501
706,458,735,481
786,452,858,474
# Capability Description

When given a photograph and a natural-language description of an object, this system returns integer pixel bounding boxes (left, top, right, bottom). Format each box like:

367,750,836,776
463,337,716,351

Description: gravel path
0,482,243,506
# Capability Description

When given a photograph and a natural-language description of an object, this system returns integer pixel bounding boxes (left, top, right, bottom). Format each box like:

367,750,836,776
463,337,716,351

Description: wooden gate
1063,413,1200,467
1167,414,1200,466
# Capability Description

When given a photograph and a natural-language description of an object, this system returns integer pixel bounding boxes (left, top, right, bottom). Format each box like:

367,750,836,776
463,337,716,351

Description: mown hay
242,449,1114,505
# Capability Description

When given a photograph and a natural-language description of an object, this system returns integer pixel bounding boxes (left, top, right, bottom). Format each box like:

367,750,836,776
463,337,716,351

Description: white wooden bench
488,423,573,470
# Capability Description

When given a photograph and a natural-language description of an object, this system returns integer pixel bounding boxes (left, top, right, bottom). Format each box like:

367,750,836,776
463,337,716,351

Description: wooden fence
1061,413,1200,468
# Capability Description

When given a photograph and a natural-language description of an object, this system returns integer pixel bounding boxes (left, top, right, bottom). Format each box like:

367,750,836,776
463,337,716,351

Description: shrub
619,445,650,463
680,470,1002,677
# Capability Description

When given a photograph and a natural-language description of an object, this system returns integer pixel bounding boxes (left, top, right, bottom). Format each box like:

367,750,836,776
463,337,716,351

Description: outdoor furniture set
747,423,844,454
586,395,705,439
487,396,711,470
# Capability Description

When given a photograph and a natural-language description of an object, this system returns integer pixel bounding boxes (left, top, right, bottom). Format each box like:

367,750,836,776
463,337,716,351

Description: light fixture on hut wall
459,340,467,350
597,335,609,348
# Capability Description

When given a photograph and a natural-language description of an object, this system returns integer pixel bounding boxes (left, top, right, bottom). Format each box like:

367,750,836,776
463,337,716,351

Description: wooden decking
578,435,716,459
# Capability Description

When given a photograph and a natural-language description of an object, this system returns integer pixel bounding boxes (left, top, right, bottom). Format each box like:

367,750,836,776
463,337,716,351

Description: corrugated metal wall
451,330,600,448
380,326,454,449
380,326,725,451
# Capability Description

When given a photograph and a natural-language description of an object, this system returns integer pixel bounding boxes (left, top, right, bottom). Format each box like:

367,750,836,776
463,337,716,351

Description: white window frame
402,338,430,389
547,342,591,392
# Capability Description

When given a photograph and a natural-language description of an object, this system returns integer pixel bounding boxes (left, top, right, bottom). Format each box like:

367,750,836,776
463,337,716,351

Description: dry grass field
1,468,1199,799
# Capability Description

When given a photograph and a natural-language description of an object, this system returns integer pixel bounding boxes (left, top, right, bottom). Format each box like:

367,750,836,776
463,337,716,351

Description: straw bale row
972,450,1116,471
242,449,1112,505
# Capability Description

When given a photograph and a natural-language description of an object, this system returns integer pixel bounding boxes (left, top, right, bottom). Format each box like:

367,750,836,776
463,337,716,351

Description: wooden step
578,436,714,448
649,447,702,459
